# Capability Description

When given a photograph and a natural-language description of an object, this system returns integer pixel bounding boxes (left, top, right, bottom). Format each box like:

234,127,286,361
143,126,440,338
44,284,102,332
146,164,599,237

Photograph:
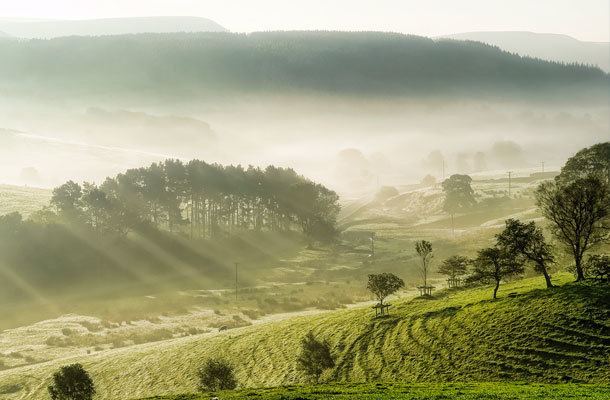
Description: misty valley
0,10,608,400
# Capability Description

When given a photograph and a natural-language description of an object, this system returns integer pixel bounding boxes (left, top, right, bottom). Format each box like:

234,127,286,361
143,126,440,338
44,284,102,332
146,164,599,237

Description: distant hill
0,16,227,38
0,30,9,38
440,31,610,72
0,32,606,102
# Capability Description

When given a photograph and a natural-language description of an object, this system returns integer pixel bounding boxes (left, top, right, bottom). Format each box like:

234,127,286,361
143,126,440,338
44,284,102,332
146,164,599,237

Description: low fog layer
0,96,607,195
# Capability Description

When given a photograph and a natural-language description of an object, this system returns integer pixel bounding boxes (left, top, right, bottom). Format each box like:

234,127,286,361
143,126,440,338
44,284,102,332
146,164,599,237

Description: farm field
1,273,608,400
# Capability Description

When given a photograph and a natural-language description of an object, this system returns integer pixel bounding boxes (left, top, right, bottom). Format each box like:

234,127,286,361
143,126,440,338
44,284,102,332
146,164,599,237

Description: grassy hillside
0,184,51,217
142,382,610,400
0,32,607,101
1,274,608,399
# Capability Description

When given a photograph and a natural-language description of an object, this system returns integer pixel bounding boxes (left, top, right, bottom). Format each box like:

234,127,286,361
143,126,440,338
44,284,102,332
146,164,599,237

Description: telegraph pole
507,171,513,197
541,161,545,173
235,262,238,301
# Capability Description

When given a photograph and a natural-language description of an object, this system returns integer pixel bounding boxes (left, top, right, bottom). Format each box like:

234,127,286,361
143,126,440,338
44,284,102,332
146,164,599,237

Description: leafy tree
367,273,404,306
584,254,610,282
421,174,437,187
438,255,470,281
442,174,476,234
48,363,95,400
51,181,84,223
296,332,335,383
471,247,524,299
496,219,555,288
415,240,433,287
536,175,609,281
557,142,610,185
197,358,237,391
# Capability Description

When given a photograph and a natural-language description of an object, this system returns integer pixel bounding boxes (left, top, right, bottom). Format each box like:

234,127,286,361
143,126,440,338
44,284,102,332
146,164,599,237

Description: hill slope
441,31,610,72
0,184,51,217
0,17,227,39
1,274,608,399
0,32,607,102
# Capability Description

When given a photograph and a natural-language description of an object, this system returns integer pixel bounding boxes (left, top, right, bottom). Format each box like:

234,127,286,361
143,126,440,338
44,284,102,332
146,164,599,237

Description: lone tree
471,247,524,299
536,175,609,281
296,332,335,383
442,174,476,235
197,358,238,391
367,273,404,307
438,255,470,288
48,364,95,400
415,240,434,294
496,219,555,288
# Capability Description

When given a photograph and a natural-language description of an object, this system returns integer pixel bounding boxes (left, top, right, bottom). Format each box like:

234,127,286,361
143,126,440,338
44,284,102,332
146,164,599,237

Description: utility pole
234,262,238,301
541,161,545,173
370,232,375,258
507,171,513,197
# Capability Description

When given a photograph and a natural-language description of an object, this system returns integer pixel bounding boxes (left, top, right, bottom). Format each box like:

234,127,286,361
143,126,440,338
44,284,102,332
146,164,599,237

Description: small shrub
585,255,610,282
48,364,95,400
296,332,335,383
0,383,22,394
46,336,70,347
197,358,237,391
61,328,73,336
80,321,103,332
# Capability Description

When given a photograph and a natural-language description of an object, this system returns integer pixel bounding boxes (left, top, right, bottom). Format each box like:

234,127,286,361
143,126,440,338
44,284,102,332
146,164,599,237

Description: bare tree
415,240,433,288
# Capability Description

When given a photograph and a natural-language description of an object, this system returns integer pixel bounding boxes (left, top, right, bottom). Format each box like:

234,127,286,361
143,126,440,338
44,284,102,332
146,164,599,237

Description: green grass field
0,184,51,217
142,382,610,400
1,273,608,400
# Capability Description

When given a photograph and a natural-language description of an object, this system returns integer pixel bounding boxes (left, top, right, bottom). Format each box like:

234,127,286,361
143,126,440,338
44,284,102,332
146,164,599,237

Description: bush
296,332,335,382
48,363,95,400
197,358,237,391
585,255,610,282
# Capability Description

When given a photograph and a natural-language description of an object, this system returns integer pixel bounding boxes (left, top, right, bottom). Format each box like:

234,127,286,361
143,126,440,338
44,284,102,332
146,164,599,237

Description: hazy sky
0,0,608,42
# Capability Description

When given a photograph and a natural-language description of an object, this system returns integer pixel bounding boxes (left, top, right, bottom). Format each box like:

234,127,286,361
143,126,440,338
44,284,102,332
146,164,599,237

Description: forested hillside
0,32,607,101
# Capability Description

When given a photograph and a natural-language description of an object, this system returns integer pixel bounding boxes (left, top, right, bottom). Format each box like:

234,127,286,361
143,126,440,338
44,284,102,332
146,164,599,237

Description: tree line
47,160,340,244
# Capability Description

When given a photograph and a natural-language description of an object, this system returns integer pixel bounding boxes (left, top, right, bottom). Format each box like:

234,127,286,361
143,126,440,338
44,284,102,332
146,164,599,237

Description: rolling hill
0,32,607,102
0,184,51,217
0,274,608,399
440,31,610,72
0,17,227,39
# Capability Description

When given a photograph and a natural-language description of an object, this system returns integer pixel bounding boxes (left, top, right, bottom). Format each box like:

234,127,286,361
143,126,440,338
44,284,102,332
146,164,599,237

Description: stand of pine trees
50,160,341,244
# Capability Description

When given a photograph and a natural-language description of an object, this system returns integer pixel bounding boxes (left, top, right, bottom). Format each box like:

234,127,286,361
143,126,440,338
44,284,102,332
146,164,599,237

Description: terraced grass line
0,274,608,400
141,382,610,400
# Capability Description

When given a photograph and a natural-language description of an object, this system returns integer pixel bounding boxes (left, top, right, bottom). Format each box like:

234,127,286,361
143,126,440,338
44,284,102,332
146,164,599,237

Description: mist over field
0,6,609,400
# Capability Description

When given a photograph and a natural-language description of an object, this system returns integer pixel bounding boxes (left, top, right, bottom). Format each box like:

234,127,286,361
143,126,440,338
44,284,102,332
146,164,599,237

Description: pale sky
0,0,608,42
